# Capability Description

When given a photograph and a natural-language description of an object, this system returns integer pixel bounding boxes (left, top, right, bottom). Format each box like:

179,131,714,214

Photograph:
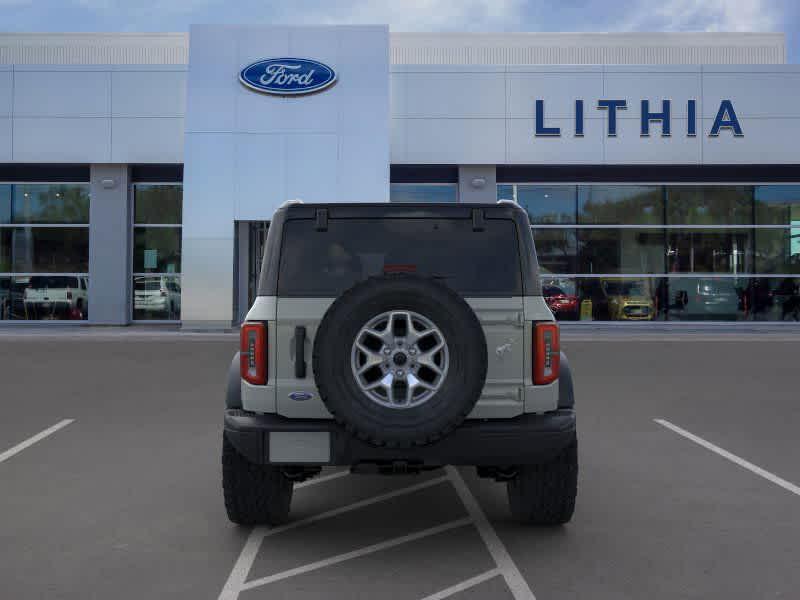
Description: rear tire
222,434,293,525
313,274,487,448
507,439,578,525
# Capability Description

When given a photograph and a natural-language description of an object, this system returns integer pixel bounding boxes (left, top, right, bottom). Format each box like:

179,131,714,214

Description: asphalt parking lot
1,329,799,599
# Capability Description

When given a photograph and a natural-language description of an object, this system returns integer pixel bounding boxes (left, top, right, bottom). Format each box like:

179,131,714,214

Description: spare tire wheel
312,275,487,447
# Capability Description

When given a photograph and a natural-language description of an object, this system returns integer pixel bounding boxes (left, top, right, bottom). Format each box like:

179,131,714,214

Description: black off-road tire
222,434,293,526
313,274,487,448
507,439,578,525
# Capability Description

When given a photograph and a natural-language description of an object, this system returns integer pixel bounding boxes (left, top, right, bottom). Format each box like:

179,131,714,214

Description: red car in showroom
543,281,579,320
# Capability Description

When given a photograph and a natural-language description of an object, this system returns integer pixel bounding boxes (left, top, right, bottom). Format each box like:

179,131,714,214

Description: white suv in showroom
23,275,88,320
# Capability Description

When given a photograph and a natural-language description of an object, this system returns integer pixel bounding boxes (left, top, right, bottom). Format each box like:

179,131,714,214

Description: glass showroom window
514,185,576,224
578,185,663,225
499,183,800,322
667,186,753,225
132,184,182,321
0,183,90,321
390,184,457,203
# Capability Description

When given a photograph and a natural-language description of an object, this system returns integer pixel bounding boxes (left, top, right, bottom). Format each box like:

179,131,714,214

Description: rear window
29,276,79,289
698,279,737,295
277,218,523,297
135,278,159,292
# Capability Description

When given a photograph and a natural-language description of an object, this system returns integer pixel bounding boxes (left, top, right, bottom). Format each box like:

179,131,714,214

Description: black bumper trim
224,409,576,467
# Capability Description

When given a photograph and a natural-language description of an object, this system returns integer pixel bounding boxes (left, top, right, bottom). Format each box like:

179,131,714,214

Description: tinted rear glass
277,218,522,297
29,276,78,288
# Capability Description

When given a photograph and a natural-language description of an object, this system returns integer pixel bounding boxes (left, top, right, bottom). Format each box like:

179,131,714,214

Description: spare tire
313,275,487,448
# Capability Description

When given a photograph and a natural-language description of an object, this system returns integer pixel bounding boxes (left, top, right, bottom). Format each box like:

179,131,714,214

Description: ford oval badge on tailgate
239,58,337,96
289,391,313,402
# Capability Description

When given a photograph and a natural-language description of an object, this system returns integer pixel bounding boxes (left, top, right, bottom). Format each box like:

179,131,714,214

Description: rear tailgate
271,212,529,419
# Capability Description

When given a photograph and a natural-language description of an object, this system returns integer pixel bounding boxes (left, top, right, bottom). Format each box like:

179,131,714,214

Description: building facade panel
0,68,11,117
701,70,800,118
111,70,186,117
182,131,235,238
111,117,184,163
0,118,10,161
337,133,390,203
603,69,701,119
701,118,800,164
285,133,339,204
183,26,238,134
605,118,701,164
402,117,505,164
234,134,286,222
13,69,110,117
507,117,605,164
506,70,604,119
402,71,506,118
13,117,111,162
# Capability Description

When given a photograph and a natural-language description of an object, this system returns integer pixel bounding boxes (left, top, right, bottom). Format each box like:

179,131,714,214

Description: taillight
533,322,560,385
66,290,73,300
240,322,267,385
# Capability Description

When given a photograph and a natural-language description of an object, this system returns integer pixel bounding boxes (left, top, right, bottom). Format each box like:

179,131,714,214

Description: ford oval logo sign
239,58,337,96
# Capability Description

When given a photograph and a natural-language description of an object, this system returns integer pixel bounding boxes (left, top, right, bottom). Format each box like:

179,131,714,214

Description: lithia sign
535,99,743,138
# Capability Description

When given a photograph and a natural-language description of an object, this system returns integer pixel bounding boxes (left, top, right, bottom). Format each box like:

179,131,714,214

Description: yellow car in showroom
600,278,655,321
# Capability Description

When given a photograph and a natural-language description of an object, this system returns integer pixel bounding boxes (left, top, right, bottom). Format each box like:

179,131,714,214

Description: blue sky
1,0,798,62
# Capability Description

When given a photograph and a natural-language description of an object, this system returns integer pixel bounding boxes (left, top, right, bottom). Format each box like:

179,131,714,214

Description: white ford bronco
223,202,577,526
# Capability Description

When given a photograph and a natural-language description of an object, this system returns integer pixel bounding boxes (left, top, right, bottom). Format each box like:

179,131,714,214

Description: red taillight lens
533,322,560,385
240,322,267,385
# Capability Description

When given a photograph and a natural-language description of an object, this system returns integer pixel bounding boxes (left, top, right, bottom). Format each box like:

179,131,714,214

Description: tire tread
507,439,578,525
222,434,293,525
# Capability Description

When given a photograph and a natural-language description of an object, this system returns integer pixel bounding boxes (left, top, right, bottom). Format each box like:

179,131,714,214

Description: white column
458,166,497,204
88,164,131,325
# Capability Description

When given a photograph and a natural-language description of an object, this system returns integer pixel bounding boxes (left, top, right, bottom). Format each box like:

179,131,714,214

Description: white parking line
418,569,501,600
264,475,450,539
446,466,537,600
218,475,450,600
0,419,74,464
295,469,350,489
655,418,800,497
240,518,472,591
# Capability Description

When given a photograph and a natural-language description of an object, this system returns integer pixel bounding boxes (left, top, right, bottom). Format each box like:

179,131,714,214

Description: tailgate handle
471,208,485,231
294,326,307,378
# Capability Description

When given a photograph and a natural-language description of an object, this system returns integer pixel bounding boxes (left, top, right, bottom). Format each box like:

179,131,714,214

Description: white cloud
622,0,780,32
281,0,524,31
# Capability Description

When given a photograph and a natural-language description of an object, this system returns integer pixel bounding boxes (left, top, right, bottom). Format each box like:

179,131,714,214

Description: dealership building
0,27,798,327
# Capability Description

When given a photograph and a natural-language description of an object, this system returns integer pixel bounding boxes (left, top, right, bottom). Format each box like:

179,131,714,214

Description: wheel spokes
352,310,448,409
364,372,393,391
416,340,445,376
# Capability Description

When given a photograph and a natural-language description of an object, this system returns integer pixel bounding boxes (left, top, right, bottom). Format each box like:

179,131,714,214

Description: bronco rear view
223,202,577,526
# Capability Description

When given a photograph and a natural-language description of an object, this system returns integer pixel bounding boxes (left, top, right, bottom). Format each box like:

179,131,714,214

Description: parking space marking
655,418,800,497
446,466,536,600
294,469,350,489
0,419,74,464
240,518,473,591
218,475,450,599
263,475,450,539
418,569,501,600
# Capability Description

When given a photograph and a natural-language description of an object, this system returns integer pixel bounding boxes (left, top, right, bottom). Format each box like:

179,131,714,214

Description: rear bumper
224,408,576,467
